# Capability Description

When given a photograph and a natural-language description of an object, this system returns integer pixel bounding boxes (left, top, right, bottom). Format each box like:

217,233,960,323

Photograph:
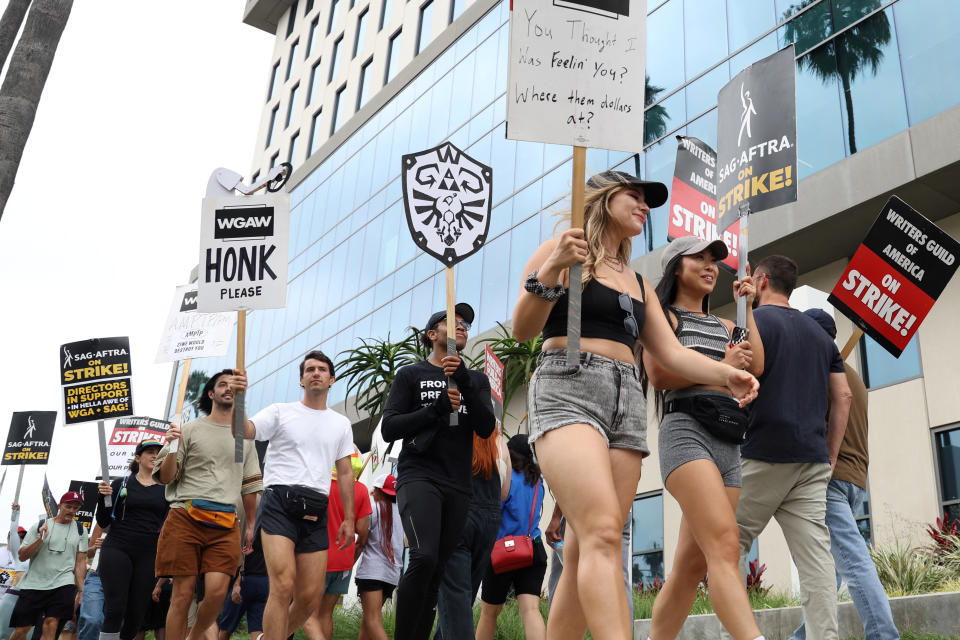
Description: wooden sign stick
840,328,864,361
566,146,587,367
445,267,459,426
168,358,192,454
232,311,246,463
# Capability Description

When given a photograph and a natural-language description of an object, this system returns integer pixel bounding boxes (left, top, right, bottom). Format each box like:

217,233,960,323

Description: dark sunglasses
618,293,639,339
434,317,472,331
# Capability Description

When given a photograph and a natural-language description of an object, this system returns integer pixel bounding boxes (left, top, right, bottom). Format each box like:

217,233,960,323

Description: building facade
168,0,960,595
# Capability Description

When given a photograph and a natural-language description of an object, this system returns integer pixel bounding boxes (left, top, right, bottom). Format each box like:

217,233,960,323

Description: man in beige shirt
153,369,262,640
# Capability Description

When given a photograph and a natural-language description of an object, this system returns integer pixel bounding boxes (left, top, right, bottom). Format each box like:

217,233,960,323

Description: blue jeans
433,505,501,640
78,571,104,640
792,480,899,640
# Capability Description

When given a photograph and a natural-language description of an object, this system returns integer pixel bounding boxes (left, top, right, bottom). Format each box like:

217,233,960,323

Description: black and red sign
666,136,740,273
828,196,960,357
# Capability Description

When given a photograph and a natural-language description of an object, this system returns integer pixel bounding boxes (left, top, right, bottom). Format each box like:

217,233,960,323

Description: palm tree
0,0,74,220
467,322,543,433
0,0,30,70
181,369,210,421
644,74,669,146
782,0,891,154
336,329,427,422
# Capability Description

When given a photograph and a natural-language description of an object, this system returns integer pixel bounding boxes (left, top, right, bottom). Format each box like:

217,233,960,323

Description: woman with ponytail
433,428,511,640
355,475,403,640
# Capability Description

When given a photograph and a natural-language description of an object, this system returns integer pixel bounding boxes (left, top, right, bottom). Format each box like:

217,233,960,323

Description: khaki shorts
155,507,241,577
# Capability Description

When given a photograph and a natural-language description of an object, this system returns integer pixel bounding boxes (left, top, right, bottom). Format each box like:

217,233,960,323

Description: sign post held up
198,165,291,461
402,142,493,426
507,0,647,366
716,45,798,328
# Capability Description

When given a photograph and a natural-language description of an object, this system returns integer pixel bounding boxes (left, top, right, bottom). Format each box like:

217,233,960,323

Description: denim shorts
658,388,742,487
527,350,649,456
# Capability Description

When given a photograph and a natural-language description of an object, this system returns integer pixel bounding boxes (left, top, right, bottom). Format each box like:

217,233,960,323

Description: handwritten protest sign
507,0,646,152
156,284,233,363
108,417,169,478
3,412,55,465
828,196,960,358
60,337,133,425
667,136,740,273
197,193,289,312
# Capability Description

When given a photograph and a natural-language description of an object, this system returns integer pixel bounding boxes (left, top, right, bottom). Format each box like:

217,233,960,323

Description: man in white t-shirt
231,350,355,640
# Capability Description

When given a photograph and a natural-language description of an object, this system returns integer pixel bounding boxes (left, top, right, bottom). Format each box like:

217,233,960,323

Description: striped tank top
669,306,730,362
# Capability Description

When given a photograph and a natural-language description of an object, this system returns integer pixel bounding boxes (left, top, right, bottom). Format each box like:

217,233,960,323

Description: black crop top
542,273,646,348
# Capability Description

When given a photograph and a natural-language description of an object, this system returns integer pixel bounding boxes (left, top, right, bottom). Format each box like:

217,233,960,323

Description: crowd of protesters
0,170,898,640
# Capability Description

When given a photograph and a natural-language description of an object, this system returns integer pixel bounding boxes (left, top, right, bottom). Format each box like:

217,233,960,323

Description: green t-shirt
18,520,88,590
152,417,263,509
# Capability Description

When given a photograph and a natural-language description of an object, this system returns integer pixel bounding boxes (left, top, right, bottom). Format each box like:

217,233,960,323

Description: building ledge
243,0,291,34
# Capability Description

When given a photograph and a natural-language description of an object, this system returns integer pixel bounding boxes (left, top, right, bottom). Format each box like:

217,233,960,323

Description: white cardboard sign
197,193,289,312
156,284,234,363
507,0,646,152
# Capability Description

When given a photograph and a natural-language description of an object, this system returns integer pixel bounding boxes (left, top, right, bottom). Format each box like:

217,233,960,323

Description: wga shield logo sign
179,290,198,312
214,206,275,240
402,142,493,267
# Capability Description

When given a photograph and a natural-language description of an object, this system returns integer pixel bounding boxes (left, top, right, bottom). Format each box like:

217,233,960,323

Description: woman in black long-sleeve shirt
95,439,168,640
381,303,495,640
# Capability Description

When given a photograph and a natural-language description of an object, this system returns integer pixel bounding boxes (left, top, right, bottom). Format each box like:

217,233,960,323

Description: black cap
425,302,476,333
198,369,234,415
507,434,532,458
804,308,837,339
586,170,669,209
135,439,164,455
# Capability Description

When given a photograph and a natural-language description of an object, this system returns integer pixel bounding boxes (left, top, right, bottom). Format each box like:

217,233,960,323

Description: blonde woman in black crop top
511,171,759,640
641,236,767,640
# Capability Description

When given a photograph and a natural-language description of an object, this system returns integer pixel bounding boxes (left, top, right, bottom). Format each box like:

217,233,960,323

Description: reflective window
683,0,727,81
893,0,960,126
935,427,960,526
354,8,368,58
286,83,300,128
289,130,300,164
358,58,374,110
778,0,832,55
727,0,777,53
309,60,323,105
631,493,664,589
327,0,340,34
417,1,434,55
832,0,882,31
386,29,402,83
286,0,299,38
310,109,323,154
646,0,684,95
307,18,319,58
329,35,343,82
859,334,921,389
379,0,393,30
794,41,846,178
287,39,300,80
306,0,314,15
266,104,279,148
331,84,347,134
270,151,279,168
267,61,280,101
450,0,466,22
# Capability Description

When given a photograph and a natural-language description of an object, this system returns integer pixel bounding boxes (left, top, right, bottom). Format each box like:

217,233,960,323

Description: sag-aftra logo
214,206,275,239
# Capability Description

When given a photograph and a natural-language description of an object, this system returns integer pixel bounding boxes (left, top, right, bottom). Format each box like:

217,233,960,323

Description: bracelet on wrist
524,271,565,302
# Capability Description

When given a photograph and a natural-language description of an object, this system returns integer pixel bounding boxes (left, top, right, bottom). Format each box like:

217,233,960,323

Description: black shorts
481,538,548,605
355,578,396,600
10,584,77,627
257,485,329,553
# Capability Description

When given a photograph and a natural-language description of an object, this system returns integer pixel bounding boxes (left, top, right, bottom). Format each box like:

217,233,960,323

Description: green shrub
870,541,947,596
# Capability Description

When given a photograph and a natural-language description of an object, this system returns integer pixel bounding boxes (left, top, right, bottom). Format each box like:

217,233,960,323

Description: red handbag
489,480,539,574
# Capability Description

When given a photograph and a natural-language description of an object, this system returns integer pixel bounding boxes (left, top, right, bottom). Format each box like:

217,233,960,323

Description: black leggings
394,480,469,640
99,543,158,638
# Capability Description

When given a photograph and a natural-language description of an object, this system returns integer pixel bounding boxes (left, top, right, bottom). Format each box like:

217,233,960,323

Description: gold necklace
603,256,625,272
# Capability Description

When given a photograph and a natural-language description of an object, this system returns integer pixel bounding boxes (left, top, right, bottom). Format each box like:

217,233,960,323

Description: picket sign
197,165,291,461
507,1,647,365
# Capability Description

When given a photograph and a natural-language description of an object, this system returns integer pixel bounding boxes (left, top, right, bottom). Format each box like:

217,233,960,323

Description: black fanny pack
665,394,748,444
271,485,328,522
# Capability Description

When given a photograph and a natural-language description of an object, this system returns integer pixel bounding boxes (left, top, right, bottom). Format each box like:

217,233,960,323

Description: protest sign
3,412,55,465
484,345,505,422
41,475,58,519
666,136,740,273
67,480,99,532
507,0,646,152
828,196,960,358
156,284,233,363
716,45,797,232
60,337,133,424
197,193,290,313
402,142,492,425
107,416,169,478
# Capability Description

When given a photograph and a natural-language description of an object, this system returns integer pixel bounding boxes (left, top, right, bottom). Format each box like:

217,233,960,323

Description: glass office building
169,0,960,591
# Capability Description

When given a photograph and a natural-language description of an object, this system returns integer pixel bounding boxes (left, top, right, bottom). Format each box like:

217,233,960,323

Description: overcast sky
0,1,274,526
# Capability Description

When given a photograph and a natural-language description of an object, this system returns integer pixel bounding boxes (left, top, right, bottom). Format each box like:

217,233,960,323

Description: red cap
375,474,397,497
59,491,82,505
17,527,26,534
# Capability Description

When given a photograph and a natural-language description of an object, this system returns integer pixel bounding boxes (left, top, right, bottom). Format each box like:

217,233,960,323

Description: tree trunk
0,0,74,221
0,0,31,71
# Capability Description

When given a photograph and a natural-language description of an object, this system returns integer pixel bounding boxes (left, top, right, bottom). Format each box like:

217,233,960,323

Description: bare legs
357,590,388,640
650,459,761,640
260,532,327,640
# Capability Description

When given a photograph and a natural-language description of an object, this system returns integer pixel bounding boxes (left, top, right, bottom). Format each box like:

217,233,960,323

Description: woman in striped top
641,236,765,640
